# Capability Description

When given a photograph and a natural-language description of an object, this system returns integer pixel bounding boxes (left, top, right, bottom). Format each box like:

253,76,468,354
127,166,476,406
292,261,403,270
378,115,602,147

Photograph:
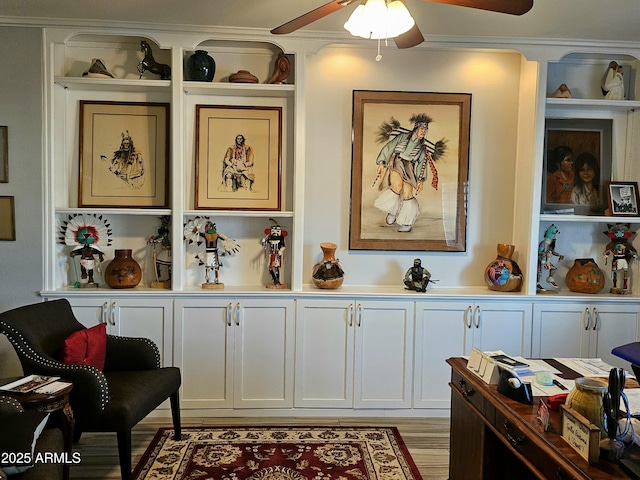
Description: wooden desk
0,377,74,480
447,357,639,480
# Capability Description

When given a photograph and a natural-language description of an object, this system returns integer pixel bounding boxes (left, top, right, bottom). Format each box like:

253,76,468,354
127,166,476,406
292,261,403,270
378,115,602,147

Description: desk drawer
450,368,492,421
495,409,577,480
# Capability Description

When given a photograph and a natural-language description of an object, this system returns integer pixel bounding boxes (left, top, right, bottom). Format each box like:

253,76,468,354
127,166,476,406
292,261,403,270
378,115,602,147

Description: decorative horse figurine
137,40,171,80
537,224,564,293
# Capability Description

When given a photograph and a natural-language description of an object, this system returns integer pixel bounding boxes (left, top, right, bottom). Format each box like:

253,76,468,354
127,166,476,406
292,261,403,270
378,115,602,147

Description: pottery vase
187,50,215,82
311,242,345,289
565,377,608,438
565,258,605,294
484,243,523,292
229,69,259,83
105,249,142,289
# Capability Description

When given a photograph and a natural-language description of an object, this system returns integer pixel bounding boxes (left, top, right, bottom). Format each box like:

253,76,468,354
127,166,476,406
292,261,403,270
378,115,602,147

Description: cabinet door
294,299,355,408
110,298,174,366
354,300,414,408
233,299,295,408
590,303,640,368
414,301,469,409
174,299,234,409
473,302,533,357
67,297,110,328
532,303,588,359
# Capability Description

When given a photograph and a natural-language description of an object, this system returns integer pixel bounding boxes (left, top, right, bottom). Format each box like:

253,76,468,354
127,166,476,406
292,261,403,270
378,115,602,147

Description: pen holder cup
497,369,533,404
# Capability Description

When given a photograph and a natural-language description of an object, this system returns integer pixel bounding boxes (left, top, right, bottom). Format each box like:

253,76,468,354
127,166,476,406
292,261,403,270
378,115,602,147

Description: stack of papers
0,375,59,394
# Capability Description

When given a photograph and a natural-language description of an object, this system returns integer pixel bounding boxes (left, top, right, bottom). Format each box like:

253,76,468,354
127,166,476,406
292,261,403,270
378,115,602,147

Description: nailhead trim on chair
110,335,161,368
0,395,25,412
0,322,111,410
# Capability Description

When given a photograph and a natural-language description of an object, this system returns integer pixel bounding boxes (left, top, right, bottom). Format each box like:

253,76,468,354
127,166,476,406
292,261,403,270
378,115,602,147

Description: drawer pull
555,467,569,479
459,379,475,397
503,420,525,447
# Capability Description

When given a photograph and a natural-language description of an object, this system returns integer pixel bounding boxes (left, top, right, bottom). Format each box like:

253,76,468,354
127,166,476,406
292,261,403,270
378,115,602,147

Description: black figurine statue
403,258,435,292
137,40,171,80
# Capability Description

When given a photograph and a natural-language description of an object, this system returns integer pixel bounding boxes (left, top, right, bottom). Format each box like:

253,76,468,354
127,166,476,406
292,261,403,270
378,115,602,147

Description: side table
0,377,74,480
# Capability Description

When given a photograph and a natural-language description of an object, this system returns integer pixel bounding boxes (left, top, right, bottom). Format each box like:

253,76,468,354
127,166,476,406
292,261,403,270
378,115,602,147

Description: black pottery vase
187,50,215,82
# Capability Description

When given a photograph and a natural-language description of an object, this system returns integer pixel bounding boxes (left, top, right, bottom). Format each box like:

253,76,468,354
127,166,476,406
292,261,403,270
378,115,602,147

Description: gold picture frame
79,101,169,208
350,90,471,251
0,126,7,183
195,105,282,211
0,196,16,241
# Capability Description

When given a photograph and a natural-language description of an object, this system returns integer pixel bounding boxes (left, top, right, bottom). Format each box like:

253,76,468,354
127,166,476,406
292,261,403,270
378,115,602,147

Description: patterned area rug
133,426,423,479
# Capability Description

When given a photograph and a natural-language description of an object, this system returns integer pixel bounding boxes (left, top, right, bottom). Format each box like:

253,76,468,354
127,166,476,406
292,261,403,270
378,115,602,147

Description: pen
553,379,568,391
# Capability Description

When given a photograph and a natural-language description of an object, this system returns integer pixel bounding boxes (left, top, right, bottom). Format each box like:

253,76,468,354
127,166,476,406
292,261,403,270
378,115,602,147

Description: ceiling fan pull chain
376,38,382,61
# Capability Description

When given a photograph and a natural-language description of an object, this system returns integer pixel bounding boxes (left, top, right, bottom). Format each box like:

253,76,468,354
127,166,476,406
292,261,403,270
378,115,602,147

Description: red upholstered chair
0,299,181,480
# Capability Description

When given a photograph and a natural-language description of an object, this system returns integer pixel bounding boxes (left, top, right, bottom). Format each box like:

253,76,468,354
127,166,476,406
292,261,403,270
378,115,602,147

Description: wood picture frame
350,90,471,251
542,118,612,215
79,101,169,208
0,196,15,241
195,105,282,211
607,181,640,216
0,126,7,183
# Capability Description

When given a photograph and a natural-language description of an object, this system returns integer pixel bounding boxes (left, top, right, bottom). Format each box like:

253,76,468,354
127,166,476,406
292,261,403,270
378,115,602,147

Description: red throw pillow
61,323,107,370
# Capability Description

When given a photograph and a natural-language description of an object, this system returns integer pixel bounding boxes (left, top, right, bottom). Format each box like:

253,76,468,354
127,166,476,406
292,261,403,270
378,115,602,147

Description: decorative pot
311,242,345,289
565,377,608,438
105,249,142,289
187,50,215,82
229,70,259,83
565,258,605,294
484,243,523,292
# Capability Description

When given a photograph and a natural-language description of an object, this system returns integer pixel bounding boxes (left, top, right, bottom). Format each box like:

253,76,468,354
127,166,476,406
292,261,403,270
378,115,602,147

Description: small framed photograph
0,196,16,241
79,101,170,208
607,181,640,216
0,126,7,183
542,118,612,215
195,105,282,211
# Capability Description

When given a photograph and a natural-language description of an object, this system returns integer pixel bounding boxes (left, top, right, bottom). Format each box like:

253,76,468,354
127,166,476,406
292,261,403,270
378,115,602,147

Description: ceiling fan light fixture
344,0,415,40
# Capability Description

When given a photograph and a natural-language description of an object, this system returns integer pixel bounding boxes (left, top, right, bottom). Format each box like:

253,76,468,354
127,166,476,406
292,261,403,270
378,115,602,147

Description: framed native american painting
79,101,169,208
350,90,471,251
195,105,282,211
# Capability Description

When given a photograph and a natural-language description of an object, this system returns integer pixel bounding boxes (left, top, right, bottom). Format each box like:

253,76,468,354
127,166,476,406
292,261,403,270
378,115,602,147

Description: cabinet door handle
464,306,472,328
101,302,108,324
583,307,591,330
503,420,525,447
110,301,116,326
459,379,475,398
473,305,481,328
348,303,354,327
234,302,240,326
592,307,598,330
356,304,363,327
225,302,233,326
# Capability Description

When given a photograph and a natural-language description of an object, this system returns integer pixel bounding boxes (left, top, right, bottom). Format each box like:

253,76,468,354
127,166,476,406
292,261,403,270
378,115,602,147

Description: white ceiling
1,0,639,44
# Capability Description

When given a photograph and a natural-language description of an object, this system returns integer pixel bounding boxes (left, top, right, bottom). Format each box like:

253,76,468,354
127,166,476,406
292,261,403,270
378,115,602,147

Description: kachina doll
59,214,112,287
537,224,564,293
184,217,239,289
147,215,172,289
603,223,638,295
261,219,287,289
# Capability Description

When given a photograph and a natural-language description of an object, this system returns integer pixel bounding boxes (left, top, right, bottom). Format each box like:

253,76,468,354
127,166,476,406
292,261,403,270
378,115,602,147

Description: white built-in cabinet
294,299,414,409
173,298,294,410
66,297,174,366
413,300,532,409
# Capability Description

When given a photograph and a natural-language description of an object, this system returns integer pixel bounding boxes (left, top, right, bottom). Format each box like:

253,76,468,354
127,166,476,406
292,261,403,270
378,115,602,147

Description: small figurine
147,215,172,289
137,40,171,80
261,219,288,289
183,217,239,289
603,223,638,295
537,224,564,293
601,61,624,100
267,52,291,84
550,83,572,98
403,258,435,292
59,214,113,288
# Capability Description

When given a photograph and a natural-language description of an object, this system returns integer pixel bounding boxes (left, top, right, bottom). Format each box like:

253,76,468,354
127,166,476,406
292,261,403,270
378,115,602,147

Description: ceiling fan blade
422,0,533,15
271,0,353,34
394,24,425,49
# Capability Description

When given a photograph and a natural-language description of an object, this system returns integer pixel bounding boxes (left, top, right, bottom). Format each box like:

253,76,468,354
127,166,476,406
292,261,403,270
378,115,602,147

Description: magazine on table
0,374,60,394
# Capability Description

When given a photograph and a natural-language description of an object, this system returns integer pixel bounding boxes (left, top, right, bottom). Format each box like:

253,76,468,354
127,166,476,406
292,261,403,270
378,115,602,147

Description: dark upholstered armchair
0,299,181,480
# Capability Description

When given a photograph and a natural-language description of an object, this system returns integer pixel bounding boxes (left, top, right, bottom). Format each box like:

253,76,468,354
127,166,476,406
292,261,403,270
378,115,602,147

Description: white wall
303,44,524,287
0,26,44,310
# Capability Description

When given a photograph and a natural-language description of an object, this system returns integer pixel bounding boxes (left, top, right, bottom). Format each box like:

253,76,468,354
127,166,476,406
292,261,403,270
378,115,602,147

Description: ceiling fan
271,0,534,49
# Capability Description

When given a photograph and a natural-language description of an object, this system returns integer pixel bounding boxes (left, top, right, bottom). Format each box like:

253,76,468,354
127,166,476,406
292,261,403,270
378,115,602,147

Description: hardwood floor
68,416,450,479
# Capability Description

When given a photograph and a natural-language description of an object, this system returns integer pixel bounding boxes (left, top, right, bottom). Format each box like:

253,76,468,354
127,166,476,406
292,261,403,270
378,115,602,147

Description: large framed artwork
542,118,612,215
195,105,282,211
350,90,471,251
0,196,15,241
79,101,170,208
